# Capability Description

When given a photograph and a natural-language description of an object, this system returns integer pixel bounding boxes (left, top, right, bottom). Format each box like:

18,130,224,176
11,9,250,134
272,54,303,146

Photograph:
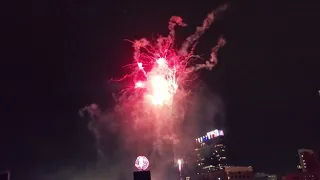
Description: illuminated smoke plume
80,5,227,180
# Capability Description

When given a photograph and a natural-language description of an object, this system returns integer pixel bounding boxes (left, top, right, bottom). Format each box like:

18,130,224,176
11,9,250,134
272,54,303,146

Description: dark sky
2,0,320,179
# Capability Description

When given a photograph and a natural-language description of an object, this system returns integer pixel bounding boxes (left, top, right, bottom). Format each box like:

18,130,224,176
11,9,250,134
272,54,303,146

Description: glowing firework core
135,56,178,106
135,156,150,171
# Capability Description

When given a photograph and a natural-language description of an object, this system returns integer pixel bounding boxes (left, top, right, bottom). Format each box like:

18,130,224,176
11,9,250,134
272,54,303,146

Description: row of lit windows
196,154,226,160
228,175,251,179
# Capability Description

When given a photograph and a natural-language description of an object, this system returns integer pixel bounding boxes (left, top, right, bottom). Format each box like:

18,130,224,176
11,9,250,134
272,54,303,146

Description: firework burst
81,5,227,180
117,10,226,108
114,7,225,179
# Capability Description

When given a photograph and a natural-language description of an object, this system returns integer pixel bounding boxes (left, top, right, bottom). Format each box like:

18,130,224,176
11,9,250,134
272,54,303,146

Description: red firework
116,7,226,108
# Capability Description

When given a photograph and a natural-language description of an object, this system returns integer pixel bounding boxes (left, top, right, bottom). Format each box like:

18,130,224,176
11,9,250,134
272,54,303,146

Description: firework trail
80,5,227,180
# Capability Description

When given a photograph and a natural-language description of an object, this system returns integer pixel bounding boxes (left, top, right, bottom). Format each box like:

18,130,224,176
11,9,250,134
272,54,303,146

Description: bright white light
138,62,143,69
135,156,149,170
197,129,225,142
156,58,166,66
135,81,145,88
177,159,182,172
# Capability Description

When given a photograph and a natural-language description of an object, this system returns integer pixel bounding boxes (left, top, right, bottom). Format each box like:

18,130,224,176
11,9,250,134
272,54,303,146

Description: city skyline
2,0,320,179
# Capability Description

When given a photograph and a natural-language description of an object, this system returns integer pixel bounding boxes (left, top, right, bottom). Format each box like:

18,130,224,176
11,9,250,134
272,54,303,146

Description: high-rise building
194,129,227,174
298,149,320,173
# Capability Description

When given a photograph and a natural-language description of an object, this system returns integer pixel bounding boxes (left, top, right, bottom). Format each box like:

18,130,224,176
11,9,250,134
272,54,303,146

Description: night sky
2,0,320,179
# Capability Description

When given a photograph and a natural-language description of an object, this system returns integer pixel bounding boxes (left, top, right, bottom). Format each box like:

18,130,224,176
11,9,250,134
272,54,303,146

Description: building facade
195,129,227,174
282,172,318,180
283,149,320,180
201,166,254,180
298,149,320,174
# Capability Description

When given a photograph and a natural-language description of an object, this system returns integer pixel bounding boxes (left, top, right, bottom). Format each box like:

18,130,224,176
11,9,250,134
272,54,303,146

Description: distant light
135,156,149,170
219,130,224,136
178,159,183,172
213,130,219,137
196,129,224,143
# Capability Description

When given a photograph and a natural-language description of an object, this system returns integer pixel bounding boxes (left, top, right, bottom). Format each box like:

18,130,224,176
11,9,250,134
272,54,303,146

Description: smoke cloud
43,4,227,180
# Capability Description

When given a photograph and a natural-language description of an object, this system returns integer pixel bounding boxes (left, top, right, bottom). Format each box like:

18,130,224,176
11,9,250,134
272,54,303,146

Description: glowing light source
156,57,167,66
135,81,145,88
149,74,171,105
177,159,183,173
135,156,149,171
138,62,143,69
196,129,224,143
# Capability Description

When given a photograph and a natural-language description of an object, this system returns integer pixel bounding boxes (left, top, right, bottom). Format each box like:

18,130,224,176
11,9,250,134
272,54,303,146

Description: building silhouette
297,149,320,174
200,166,254,180
283,149,320,180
